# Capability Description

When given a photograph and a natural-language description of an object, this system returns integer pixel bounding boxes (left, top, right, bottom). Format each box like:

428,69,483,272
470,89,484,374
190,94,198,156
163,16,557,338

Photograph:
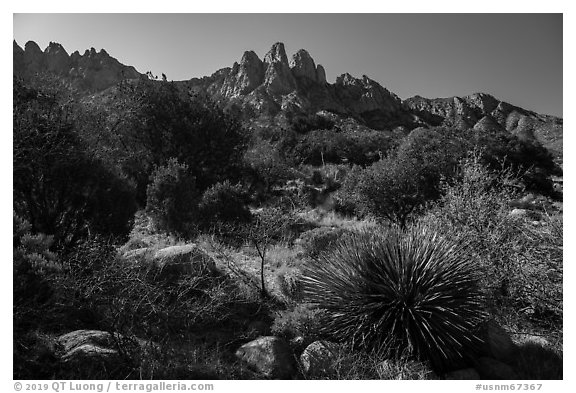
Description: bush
13,212,60,331
300,225,488,372
271,303,328,340
13,78,137,246
146,159,200,237
333,165,366,216
198,180,252,229
107,78,248,202
298,227,350,258
419,156,562,328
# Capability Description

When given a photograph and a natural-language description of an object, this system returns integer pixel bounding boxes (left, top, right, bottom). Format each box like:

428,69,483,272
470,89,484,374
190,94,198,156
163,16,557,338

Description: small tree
198,180,252,228
354,128,467,227
145,158,200,237
242,208,289,298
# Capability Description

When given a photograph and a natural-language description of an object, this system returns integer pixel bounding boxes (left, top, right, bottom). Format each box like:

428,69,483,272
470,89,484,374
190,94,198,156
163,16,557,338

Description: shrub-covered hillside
13,74,562,380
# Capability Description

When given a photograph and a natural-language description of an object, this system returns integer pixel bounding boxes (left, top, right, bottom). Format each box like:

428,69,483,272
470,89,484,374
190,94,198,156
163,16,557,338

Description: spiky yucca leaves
301,225,487,371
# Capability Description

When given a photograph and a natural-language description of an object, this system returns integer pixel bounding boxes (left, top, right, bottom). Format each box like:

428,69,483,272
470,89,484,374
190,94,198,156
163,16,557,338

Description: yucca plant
301,225,487,371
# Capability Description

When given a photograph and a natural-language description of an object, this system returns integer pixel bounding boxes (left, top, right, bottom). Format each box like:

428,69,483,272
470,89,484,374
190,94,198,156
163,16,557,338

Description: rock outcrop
44,42,71,74
151,244,218,279
235,336,296,379
334,73,403,115
300,340,340,378
290,49,318,81
263,42,296,95
220,51,265,97
13,40,143,92
404,92,563,155
14,39,562,151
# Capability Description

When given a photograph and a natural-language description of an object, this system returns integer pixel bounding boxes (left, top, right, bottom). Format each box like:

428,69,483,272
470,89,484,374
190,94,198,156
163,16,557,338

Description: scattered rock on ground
153,244,217,277
235,336,296,379
122,247,151,261
513,334,551,348
300,340,340,378
509,208,529,219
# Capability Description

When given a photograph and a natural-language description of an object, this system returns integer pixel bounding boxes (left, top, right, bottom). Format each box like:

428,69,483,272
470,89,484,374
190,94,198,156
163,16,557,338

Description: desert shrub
333,165,365,216
146,158,200,237
418,155,562,328
13,78,137,246
282,128,396,166
288,113,336,134
271,303,328,340
198,180,252,228
104,78,248,202
300,225,488,372
473,130,560,196
298,226,350,258
352,128,468,226
57,236,264,341
273,263,304,303
243,140,298,198
13,212,61,332
319,346,436,380
512,341,563,380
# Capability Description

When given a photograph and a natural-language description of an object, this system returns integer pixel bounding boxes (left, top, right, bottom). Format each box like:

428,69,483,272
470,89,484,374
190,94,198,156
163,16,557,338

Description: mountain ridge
13,40,562,157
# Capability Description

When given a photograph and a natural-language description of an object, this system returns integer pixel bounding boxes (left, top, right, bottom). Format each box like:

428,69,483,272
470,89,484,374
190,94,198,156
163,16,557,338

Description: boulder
475,357,519,380
57,330,123,362
152,244,217,278
235,336,296,379
300,340,340,378
509,208,529,219
122,247,151,261
57,330,157,360
513,334,551,348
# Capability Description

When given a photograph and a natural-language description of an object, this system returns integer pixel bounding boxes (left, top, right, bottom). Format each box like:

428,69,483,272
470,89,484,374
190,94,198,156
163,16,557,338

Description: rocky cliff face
13,39,561,154
404,93,563,155
13,40,143,92
191,42,413,129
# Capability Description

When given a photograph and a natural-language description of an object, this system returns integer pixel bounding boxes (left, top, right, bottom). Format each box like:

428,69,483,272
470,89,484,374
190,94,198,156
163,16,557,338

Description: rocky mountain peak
263,42,295,95
218,50,265,97
316,64,327,84
45,41,67,54
13,40,142,92
44,42,70,74
263,42,289,65
14,40,24,54
24,40,42,56
290,49,317,81
464,92,499,113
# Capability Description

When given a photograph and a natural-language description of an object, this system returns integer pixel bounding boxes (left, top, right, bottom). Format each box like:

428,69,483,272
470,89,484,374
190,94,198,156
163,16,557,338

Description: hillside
13,39,563,381
13,40,563,159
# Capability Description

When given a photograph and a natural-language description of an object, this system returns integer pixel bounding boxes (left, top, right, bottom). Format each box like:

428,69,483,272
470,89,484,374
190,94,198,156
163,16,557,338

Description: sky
13,14,562,117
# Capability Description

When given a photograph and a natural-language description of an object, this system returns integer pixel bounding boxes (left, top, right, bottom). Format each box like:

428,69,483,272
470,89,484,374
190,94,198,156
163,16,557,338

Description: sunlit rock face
13,40,143,91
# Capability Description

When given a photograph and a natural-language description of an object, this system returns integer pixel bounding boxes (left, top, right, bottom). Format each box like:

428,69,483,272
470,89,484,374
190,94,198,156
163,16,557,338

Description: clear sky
13,13,563,117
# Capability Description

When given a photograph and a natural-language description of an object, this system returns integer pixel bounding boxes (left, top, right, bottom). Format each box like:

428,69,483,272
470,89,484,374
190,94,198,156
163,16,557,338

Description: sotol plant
301,225,487,371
